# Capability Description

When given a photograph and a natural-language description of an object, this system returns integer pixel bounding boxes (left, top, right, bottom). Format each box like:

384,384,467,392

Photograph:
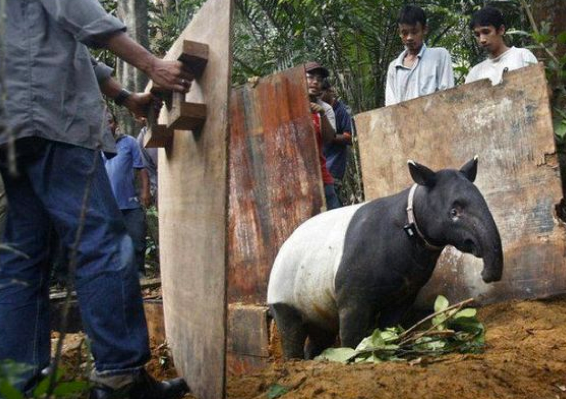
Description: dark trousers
324,183,342,210
0,138,150,391
122,207,147,275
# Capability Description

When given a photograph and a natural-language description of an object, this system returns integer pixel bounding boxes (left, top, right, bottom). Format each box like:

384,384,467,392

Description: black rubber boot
89,370,189,399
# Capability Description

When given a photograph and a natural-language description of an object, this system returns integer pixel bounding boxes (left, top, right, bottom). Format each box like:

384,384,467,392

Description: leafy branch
316,296,485,364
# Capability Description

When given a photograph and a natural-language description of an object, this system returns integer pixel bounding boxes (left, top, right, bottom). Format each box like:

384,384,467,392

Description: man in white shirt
385,5,454,106
465,6,537,85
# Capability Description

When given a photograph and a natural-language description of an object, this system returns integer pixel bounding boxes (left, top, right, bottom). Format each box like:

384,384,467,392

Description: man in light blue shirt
385,5,455,106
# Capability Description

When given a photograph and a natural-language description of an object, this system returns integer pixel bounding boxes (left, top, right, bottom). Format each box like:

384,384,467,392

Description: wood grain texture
356,64,566,307
227,66,325,304
157,0,232,397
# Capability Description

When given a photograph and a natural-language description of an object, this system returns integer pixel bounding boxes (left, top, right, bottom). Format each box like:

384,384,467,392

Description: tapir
267,157,503,359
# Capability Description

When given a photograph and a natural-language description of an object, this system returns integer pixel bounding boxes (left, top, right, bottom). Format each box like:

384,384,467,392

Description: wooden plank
144,300,166,344
356,64,565,308
227,304,270,357
146,40,209,147
179,41,209,76
143,124,172,148
167,99,207,131
227,66,324,304
157,0,232,398
226,353,270,376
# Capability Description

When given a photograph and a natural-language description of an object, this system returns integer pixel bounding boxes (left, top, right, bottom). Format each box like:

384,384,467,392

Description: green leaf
415,337,446,351
533,32,552,44
434,295,449,313
32,377,50,397
554,119,566,139
0,380,24,399
267,384,289,399
380,328,401,342
315,347,357,363
53,381,89,397
356,329,385,350
432,313,447,329
454,308,477,319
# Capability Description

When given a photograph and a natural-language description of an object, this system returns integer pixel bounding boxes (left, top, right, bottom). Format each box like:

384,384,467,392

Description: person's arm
310,102,335,143
438,49,455,90
41,0,192,93
106,33,192,93
332,108,353,145
319,115,336,144
136,168,151,208
320,103,337,144
332,132,352,145
98,76,154,119
131,137,151,207
385,63,397,106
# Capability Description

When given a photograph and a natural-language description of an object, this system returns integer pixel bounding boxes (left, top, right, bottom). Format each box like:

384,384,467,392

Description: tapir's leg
270,303,308,359
338,306,379,349
378,294,418,329
304,324,336,360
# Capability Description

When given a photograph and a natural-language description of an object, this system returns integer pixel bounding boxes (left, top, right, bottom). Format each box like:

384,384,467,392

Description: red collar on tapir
405,184,445,251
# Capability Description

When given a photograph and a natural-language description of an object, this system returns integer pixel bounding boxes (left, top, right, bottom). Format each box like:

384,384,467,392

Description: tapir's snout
481,263,503,283
479,230,504,283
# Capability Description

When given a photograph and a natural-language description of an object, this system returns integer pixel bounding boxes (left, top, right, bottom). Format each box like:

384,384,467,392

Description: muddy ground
56,296,566,399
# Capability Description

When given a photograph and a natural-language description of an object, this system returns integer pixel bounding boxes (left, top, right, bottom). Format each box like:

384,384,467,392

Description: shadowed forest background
95,0,565,206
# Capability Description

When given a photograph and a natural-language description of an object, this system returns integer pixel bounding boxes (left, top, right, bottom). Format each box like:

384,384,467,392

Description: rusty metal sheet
356,64,566,307
227,66,324,304
157,0,232,397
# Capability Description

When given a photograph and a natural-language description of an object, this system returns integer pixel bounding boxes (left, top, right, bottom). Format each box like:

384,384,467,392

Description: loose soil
55,296,566,399
227,296,566,399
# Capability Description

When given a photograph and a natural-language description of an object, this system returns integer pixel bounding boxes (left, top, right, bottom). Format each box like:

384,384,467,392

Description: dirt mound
227,297,566,399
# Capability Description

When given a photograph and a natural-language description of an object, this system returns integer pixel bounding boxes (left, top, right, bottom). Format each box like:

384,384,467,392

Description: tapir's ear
408,160,436,187
459,155,479,182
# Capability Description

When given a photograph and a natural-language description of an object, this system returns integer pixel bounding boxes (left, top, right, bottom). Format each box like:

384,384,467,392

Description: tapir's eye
449,208,459,219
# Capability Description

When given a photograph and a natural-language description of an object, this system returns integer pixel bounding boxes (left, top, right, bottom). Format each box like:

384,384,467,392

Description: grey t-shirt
2,0,126,152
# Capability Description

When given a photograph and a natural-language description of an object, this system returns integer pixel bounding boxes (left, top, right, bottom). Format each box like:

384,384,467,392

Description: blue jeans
122,208,147,275
324,183,342,210
0,138,150,391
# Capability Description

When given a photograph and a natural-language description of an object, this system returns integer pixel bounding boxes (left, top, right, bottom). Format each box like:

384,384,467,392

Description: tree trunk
116,0,149,137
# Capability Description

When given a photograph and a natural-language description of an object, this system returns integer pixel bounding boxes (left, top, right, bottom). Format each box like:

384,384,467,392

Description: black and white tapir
267,158,503,359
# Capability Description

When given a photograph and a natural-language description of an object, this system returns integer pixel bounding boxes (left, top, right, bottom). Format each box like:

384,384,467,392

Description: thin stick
398,298,475,341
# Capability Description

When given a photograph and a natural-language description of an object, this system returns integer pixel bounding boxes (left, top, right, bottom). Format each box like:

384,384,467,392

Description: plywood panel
157,0,232,397
227,67,324,304
356,64,566,307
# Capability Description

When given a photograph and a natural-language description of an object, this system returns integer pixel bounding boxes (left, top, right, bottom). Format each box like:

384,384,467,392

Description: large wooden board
356,64,566,307
227,66,324,304
226,67,324,374
157,0,232,397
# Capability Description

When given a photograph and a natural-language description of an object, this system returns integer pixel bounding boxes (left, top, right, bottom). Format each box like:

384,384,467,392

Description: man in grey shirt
0,1,193,398
385,5,454,106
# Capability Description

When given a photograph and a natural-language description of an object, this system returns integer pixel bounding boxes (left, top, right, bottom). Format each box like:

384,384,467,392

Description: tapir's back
267,203,365,329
